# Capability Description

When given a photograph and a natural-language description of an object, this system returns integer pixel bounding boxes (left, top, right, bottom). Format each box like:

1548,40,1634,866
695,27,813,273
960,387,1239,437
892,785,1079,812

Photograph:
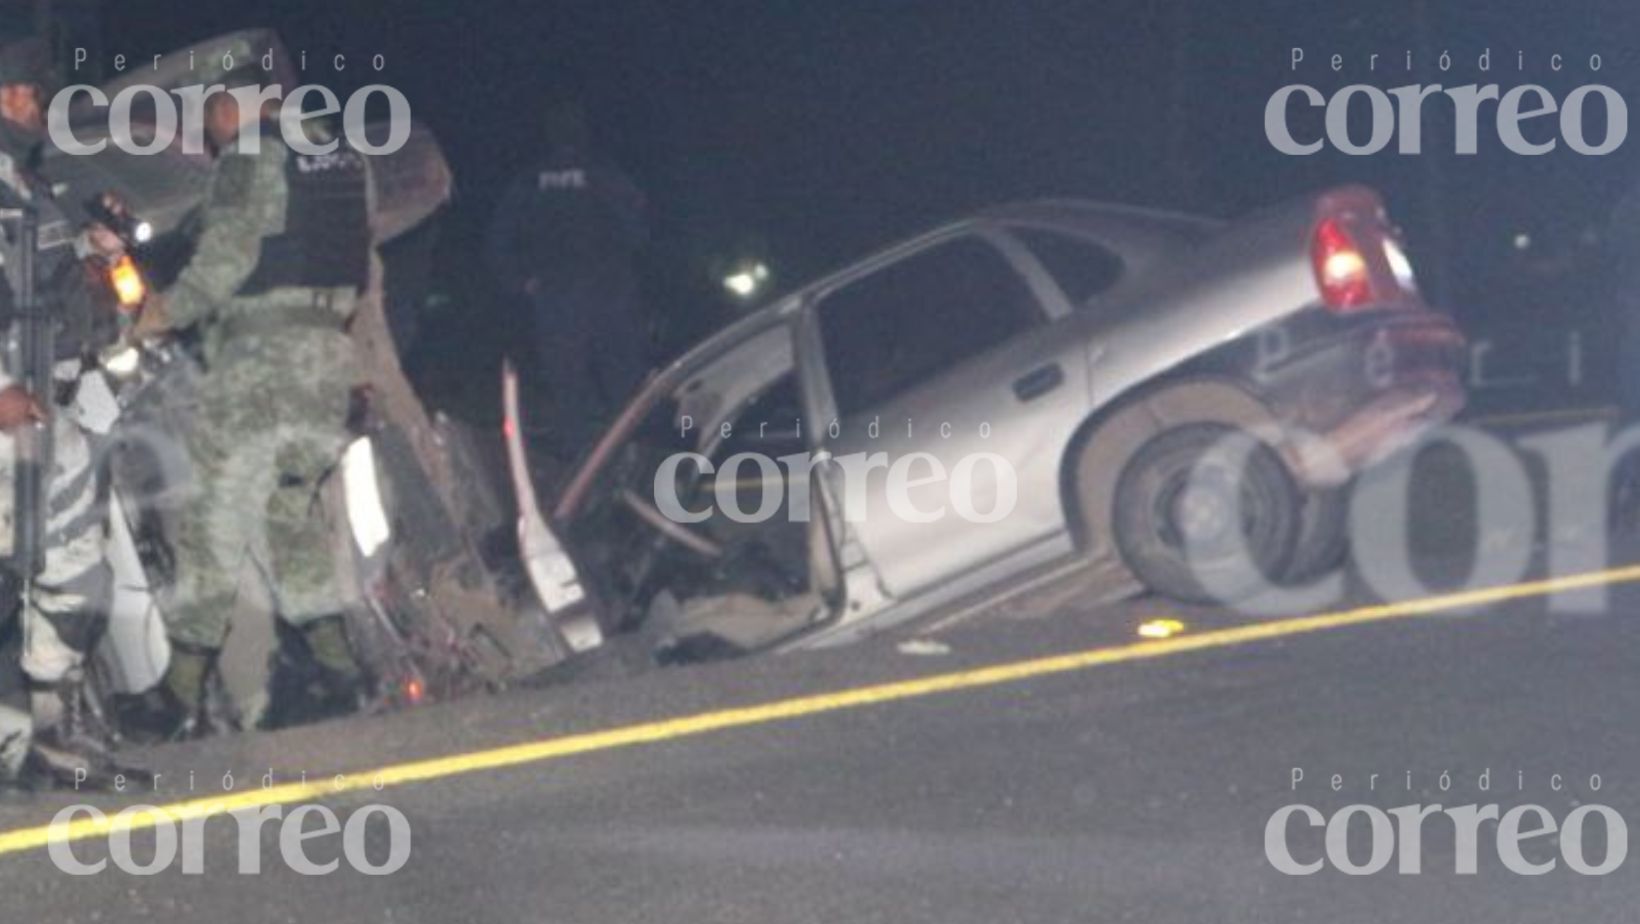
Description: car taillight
1312,217,1375,312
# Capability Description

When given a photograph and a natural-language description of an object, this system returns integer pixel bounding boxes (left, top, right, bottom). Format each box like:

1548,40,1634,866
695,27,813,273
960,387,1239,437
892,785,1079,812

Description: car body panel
799,229,1096,599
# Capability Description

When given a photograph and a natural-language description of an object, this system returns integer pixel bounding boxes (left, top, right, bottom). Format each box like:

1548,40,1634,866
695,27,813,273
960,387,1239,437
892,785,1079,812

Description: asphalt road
3,415,1640,922
1,559,1640,921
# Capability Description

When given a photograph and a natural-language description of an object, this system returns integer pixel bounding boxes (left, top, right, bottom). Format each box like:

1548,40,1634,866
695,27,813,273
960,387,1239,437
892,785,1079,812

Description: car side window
1013,227,1124,309
710,373,805,461
816,236,1042,418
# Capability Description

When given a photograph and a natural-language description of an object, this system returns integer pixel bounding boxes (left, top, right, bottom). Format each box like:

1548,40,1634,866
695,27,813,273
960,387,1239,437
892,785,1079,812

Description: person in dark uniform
486,98,649,459
0,37,127,786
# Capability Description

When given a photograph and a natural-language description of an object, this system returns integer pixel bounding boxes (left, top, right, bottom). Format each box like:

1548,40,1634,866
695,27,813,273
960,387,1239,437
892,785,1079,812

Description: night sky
79,0,1640,378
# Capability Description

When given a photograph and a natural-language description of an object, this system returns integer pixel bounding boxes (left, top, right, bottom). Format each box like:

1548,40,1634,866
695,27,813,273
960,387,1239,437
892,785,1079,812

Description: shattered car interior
564,321,842,658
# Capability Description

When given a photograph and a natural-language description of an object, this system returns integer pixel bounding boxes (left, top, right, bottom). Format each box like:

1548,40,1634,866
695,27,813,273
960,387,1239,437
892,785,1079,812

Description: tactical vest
237,147,371,295
0,151,106,366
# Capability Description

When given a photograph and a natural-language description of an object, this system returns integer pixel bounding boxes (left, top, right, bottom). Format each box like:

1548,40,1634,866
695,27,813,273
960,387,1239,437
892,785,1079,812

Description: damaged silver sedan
506,186,1466,663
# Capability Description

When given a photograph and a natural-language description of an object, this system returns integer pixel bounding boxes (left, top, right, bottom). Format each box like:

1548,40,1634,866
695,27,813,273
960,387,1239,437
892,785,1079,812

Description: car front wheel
1110,423,1299,604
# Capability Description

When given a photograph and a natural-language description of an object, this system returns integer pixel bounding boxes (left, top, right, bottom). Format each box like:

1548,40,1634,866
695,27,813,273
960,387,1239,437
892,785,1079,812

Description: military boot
26,671,152,790
0,703,36,798
121,642,215,744
29,672,110,757
300,616,367,716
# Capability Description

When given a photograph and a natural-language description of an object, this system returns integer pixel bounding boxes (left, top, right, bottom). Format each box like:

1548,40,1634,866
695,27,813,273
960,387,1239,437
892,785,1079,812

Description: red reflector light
1312,217,1376,312
404,677,426,705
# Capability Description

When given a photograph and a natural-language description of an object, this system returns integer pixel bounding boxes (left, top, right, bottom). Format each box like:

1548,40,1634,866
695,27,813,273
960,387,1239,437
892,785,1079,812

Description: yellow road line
5,562,1640,858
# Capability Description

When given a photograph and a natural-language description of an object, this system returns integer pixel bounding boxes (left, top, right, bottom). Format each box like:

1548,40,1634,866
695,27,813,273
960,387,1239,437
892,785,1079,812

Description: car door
802,230,1093,600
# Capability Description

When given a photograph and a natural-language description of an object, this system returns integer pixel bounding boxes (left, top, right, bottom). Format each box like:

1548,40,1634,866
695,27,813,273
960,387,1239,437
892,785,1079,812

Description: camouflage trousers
164,329,354,650
0,408,111,684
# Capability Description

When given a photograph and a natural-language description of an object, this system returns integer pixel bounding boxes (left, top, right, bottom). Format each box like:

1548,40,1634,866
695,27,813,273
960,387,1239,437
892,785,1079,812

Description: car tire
1111,423,1299,604
1282,486,1349,584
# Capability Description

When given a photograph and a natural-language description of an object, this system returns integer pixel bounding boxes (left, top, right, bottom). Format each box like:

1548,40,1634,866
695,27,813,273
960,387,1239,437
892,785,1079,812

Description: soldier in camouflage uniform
136,72,369,731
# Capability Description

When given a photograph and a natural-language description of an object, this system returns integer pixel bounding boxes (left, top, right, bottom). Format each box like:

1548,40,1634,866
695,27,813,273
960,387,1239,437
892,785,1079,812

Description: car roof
660,197,1224,385
976,197,1224,239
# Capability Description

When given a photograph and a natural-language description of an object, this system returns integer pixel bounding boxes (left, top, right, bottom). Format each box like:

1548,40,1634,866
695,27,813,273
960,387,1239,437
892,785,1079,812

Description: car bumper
1263,310,1467,488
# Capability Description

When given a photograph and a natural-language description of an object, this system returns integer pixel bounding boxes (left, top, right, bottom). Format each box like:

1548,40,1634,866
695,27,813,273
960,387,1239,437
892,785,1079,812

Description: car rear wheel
1111,423,1299,604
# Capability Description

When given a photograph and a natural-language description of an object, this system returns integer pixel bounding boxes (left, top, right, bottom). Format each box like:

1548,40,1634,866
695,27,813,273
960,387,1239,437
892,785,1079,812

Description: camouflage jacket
165,133,360,364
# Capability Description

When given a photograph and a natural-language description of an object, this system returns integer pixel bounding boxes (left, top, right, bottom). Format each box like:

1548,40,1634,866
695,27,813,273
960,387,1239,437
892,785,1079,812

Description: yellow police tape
5,561,1640,858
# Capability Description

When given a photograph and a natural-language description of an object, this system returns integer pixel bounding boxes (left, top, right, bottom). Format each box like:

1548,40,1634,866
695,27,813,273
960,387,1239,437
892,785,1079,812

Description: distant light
1137,618,1187,639
723,261,771,299
132,221,153,245
724,272,757,297
1513,232,1532,251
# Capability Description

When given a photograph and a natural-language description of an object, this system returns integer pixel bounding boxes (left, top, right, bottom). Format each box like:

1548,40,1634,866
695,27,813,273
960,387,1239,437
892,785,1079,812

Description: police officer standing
0,38,124,786
486,97,649,457
134,70,369,733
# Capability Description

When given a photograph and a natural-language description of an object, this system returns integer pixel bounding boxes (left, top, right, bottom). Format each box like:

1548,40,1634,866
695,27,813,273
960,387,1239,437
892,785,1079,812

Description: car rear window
1013,227,1124,309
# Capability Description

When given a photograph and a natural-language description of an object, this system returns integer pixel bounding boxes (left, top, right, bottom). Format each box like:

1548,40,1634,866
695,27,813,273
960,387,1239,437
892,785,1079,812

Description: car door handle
1012,363,1064,402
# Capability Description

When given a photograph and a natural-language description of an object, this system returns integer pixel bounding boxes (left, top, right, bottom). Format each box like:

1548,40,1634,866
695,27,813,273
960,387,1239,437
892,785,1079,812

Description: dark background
28,0,1640,414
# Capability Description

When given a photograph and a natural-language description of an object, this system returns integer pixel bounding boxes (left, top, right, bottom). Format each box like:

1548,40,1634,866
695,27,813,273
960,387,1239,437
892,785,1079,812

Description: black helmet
0,37,56,94
542,94,590,155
